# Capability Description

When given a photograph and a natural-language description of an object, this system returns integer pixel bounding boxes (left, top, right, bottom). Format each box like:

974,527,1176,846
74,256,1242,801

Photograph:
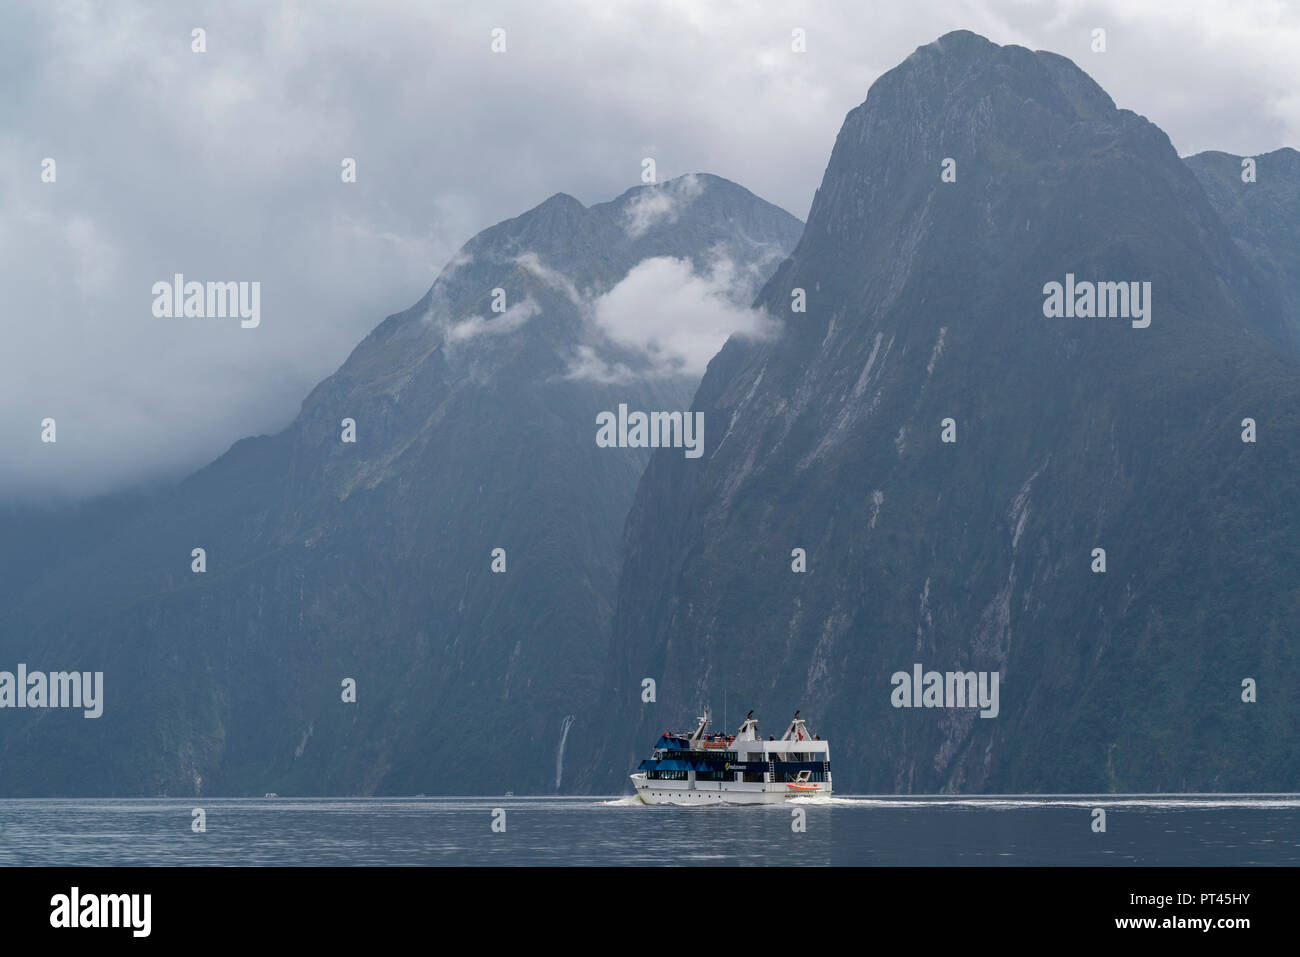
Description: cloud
447,246,777,383
563,345,639,385
2,0,1297,499
572,255,779,381
623,173,705,238
430,247,772,380
445,297,541,343
514,252,584,306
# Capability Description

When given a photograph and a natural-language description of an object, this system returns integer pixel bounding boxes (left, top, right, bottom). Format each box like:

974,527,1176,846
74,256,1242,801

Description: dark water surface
1,795,1295,866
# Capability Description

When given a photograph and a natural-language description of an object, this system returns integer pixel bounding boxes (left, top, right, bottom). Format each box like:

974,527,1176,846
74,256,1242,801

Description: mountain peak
908,28,998,59
801,30,1194,290
537,191,586,211
856,30,1117,137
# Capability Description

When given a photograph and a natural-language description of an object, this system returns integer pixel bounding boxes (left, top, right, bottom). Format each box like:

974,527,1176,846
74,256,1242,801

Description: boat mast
689,706,710,744
780,710,809,741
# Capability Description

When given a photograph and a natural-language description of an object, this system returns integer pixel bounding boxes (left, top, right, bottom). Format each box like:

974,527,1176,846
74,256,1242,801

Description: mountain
580,31,1300,794
0,174,802,796
1185,147,1300,351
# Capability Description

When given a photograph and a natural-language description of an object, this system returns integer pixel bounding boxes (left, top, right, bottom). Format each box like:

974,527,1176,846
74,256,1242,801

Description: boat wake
786,795,1300,809
597,795,646,807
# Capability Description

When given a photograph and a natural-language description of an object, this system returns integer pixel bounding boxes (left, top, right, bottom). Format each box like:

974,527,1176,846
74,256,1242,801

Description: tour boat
630,709,831,805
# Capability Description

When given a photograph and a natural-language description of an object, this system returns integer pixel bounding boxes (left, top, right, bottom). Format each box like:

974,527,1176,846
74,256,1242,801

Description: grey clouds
1,0,1296,498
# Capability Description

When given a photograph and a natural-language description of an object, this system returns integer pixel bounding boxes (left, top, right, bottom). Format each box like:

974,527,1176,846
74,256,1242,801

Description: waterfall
554,713,577,791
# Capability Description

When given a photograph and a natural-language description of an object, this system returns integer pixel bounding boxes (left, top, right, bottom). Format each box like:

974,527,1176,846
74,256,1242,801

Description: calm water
0,795,1296,866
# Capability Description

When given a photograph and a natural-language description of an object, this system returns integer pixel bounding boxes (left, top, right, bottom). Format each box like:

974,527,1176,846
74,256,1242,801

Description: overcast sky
2,0,1297,500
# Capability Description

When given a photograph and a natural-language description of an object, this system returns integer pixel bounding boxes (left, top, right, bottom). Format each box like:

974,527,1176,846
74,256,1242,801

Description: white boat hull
630,773,830,805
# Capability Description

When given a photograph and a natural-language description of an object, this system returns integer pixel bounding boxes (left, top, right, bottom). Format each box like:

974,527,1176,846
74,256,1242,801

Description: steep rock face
585,32,1300,794
1186,147,1300,350
0,175,802,796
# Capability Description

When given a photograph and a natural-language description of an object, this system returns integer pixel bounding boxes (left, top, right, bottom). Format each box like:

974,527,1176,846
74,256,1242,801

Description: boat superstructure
630,709,831,805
